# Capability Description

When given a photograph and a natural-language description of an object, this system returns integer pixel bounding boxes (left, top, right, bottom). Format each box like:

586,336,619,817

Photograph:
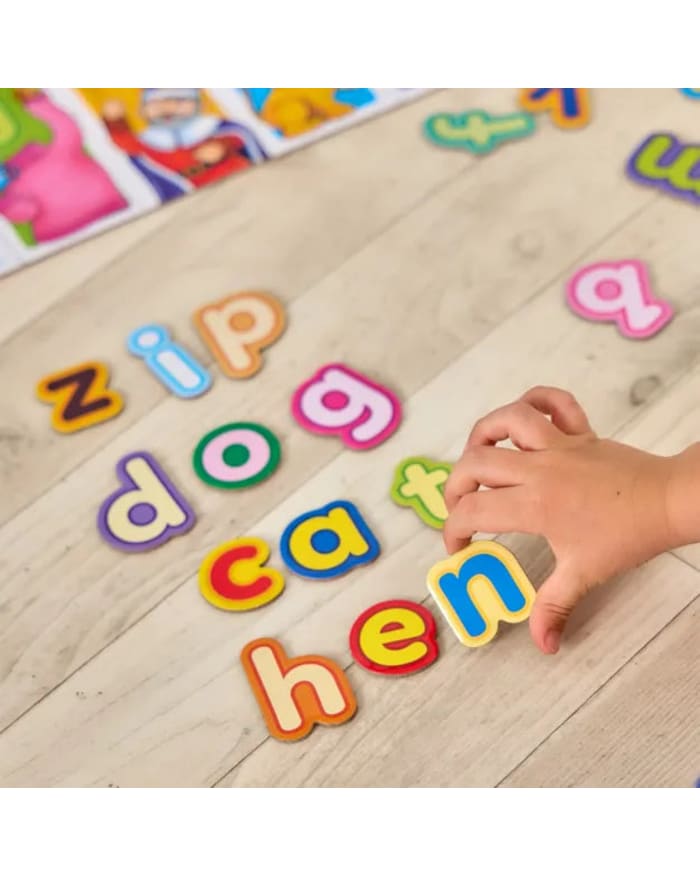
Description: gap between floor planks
0,89,468,347
0,88,499,526
0,87,673,738
215,367,700,788
0,189,667,739
499,593,700,788
4,291,700,785
1,88,681,535
1,87,700,788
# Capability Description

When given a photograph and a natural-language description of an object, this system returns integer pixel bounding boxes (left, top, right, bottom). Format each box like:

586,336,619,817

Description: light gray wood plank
0,87,674,739
501,597,700,788
2,89,700,788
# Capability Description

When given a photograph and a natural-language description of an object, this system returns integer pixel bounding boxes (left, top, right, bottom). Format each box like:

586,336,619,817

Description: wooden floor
1,89,699,788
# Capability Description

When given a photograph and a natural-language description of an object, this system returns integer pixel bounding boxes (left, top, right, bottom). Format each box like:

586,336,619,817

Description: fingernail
545,630,560,654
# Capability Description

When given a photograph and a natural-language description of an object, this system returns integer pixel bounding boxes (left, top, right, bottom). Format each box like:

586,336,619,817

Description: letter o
193,422,280,489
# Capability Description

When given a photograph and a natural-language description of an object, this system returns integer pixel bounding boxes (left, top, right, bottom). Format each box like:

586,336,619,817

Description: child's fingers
442,486,537,554
467,400,563,451
528,564,588,655
520,386,593,436
444,446,527,513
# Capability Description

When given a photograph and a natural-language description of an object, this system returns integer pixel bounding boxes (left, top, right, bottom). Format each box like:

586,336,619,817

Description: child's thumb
529,566,585,655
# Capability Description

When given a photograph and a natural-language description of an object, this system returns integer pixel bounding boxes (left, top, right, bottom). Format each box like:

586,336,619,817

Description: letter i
127,324,212,398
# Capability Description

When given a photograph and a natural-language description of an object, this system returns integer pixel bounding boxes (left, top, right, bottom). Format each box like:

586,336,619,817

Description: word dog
36,283,543,746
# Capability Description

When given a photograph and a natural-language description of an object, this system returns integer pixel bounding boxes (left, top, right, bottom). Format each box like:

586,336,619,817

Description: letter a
98,452,196,552
280,500,380,579
241,638,357,742
567,260,673,339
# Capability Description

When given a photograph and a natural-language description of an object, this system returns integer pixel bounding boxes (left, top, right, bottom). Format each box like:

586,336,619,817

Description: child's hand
443,386,690,655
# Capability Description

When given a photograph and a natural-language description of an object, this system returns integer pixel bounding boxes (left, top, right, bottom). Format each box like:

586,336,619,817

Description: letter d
98,452,196,552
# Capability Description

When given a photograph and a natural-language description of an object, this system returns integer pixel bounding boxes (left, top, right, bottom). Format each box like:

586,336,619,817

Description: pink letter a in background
566,260,673,339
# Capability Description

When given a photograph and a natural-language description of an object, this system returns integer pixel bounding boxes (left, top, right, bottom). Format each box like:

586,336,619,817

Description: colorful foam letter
127,324,211,398
427,540,536,647
567,260,673,339
193,422,281,489
193,291,285,379
291,363,401,450
199,537,284,611
680,89,700,99
349,599,439,676
36,361,124,434
98,452,195,552
280,500,380,580
518,89,590,130
241,637,357,742
390,456,452,529
424,109,535,154
627,133,700,205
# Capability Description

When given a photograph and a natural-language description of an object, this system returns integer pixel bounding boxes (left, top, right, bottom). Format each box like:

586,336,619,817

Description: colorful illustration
0,89,128,246
36,361,124,434
80,88,266,200
349,599,439,676
0,88,424,276
518,88,591,130
626,133,700,205
199,537,285,612
424,109,535,154
242,88,375,138
427,541,536,648
292,363,402,451
567,260,673,340
193,290,285,379
241,637,357,742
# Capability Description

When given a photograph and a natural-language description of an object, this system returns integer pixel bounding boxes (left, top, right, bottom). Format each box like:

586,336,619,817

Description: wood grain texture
0,87,475,526
0,206,174,345
1,89,700,787
4,87,686,527
501,597,700,788
218,555,699,788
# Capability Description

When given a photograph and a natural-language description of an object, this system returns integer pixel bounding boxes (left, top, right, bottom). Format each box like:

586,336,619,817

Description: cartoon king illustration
100,88,266,199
